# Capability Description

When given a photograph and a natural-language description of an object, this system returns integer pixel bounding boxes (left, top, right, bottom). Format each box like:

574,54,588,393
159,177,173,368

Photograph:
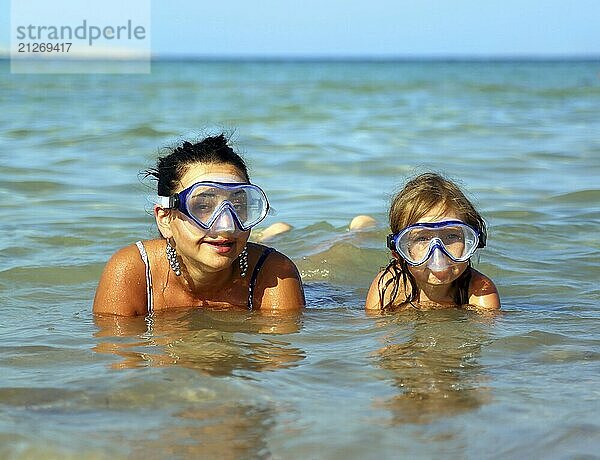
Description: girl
365,173,500,312
93,134,305,316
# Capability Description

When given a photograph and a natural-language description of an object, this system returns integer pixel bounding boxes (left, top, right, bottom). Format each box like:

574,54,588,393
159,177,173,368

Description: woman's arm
93,245,149,317
254,251,305,310
468,269,501,310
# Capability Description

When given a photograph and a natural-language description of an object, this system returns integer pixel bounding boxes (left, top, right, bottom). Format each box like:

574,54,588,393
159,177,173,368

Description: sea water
0,59,599,458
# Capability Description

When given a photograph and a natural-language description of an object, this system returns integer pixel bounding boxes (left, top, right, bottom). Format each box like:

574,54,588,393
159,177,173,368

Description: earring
239,247,248,278
166,239,181,276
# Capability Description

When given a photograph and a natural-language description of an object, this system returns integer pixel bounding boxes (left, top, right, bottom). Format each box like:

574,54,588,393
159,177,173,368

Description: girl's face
405,204,469,287
165,162,250,275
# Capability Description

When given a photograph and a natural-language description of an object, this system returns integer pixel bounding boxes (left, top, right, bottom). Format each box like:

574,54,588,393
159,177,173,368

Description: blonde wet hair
379,172,487,310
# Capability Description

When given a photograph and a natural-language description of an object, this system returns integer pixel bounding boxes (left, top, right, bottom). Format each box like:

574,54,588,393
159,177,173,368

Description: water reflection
129,401,276,459
91,308,304,458
372,309,499,424
93,308,305,374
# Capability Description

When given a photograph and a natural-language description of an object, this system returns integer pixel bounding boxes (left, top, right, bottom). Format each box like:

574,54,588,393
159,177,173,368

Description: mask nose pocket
210,206,237,232
426,244,452,272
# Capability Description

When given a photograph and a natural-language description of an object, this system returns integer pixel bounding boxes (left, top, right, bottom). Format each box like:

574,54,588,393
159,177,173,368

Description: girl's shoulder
365,264,409,311
467,268,501,310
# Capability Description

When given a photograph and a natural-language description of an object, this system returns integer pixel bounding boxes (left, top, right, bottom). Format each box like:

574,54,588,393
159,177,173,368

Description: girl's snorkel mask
387,220,485,271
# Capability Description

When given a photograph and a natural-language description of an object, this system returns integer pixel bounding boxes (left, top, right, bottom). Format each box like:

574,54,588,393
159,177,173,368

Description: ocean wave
550,189,600,203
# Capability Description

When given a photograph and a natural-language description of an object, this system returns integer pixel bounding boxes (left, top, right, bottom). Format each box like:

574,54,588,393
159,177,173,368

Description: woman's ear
154,205,173,238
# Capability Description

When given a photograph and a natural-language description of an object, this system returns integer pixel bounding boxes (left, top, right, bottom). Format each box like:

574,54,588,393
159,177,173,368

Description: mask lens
396,221,479,265
398,228,436,264
438,224,470,259
185,183,268,230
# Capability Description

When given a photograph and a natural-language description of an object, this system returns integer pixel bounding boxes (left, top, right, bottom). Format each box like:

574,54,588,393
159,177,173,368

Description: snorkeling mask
158,181,270,232
387,220,483,271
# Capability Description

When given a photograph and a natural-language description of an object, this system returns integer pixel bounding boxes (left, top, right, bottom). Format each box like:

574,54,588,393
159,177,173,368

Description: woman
93,134,305,316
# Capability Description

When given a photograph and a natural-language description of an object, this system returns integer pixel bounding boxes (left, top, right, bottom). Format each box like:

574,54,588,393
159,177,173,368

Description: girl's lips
427,266,462,284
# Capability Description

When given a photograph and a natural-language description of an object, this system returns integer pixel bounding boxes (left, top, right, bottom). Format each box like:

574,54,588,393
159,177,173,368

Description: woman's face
405,204,469,287
167,162,250,275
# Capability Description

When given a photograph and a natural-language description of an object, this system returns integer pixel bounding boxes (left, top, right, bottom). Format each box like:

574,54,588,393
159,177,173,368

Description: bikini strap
247,247,275,310
135,241,153,314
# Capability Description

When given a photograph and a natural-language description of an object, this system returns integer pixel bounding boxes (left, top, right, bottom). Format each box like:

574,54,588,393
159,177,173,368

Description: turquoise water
1,59,599,458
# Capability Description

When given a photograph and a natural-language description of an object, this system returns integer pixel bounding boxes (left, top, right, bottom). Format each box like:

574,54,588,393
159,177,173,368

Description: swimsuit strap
247,247,275,310
135,242,272,313
135,241,153,314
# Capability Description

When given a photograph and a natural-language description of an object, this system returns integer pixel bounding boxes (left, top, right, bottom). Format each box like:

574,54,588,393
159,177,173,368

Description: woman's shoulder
104,242,146,272
467,268,501,310
134,238,166,255
246,243,304,309
247,242,298,274
92,240,162,316
107,239,163,266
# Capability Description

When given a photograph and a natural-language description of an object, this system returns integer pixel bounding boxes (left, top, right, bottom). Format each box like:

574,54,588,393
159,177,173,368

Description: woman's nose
210,207,237,233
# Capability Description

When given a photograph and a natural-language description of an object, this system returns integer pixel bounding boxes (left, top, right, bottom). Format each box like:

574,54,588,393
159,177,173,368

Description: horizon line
151,53,600,62
1,53,599,62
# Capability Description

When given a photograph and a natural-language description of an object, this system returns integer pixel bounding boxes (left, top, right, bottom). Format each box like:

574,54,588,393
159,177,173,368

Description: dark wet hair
379,172,487,310
145,134,250,196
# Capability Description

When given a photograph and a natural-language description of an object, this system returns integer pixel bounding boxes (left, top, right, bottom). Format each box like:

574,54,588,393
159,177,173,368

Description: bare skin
365,266,500,312
93,163,305,316
365,205,500,312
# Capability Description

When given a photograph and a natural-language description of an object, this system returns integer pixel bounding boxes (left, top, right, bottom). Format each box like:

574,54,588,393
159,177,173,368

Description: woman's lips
205,239,235,254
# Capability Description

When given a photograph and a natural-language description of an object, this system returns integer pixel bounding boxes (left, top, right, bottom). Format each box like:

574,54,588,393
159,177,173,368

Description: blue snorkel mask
387,220,484,271
158,181,270,232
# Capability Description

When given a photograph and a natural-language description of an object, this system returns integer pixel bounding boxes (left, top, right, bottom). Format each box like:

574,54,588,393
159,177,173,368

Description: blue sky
2,0,599,57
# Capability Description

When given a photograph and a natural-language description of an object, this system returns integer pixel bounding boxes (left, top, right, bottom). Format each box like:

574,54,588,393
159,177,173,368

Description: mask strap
157,195,179,208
